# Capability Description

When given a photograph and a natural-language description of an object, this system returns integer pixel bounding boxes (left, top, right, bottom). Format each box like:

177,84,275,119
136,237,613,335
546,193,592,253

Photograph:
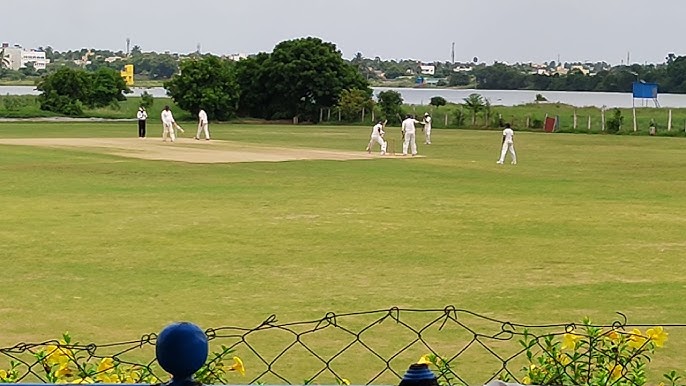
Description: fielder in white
366,119,387,155
497,123,517,165
421,112,432,144
195,108,210,140
161,105,176,142
401,115,421,156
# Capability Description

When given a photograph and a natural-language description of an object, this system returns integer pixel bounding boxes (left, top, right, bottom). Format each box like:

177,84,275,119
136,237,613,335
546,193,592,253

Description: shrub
140,91,154,109
0,333,245,384
606,108,623,134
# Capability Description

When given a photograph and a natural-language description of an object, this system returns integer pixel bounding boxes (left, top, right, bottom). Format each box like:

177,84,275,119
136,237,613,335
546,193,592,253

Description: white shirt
161,110,175,125
198,109,208,125
137,110,147,120
371,123,384,138
503,128,514,143
402,118,420,134
422,116,432,130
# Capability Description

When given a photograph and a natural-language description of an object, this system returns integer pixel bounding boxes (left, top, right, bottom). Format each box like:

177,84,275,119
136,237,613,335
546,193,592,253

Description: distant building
1,43,50,70
226,53,248,61
420,64,435,75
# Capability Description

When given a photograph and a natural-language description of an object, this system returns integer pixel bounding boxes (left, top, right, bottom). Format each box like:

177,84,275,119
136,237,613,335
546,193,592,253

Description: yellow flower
97,357,115,373
557,354,572,366
561,333,582,350
0,369,7,380
55,364,75,379
628,328,647,349
606,330,621,342
417,355,432,365
228,356,245,376
340,379,351,385
522,376,531,385
607,364,623,381
646,326,668,347
71,377,94,384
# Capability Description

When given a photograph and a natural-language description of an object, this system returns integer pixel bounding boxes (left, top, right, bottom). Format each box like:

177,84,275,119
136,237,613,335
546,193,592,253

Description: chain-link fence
1,307,682,385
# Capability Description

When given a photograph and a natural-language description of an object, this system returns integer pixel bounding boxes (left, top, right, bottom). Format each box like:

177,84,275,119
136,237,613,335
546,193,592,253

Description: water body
3,85,686,108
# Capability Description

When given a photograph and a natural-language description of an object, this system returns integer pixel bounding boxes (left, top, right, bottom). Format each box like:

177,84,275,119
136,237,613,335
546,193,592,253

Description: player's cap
424,112,429,116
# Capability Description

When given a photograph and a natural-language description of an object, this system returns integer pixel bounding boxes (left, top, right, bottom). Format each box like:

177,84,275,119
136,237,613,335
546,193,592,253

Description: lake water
3,85,686,108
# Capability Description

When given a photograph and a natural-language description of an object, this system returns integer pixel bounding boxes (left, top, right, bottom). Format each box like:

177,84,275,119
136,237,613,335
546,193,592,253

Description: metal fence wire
0,306,682,385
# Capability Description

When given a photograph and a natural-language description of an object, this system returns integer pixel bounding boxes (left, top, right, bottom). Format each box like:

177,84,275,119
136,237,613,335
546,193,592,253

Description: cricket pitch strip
0,137,424,164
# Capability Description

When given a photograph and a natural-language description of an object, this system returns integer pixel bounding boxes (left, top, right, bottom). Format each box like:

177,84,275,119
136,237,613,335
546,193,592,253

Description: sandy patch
0,137,423,164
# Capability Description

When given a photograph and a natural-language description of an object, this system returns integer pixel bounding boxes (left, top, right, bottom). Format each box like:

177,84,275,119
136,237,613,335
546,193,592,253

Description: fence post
573,109,577,130
588,115,591,130
338,108,341,122
327,108,331,121
319,108,323,123
526,116,530,128
361,107,365,123
444,113,448,127
371,109,375,123
668,109,672,131
156,322,208,386
601,108,606,131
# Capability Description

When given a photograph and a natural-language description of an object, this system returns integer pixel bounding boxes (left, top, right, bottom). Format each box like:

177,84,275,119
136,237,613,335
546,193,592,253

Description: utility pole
451,42,455,64
126,38,130,57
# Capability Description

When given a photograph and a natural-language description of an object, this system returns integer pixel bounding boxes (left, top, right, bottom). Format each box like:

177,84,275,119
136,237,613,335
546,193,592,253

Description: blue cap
156,322,209,379
402,363,437,381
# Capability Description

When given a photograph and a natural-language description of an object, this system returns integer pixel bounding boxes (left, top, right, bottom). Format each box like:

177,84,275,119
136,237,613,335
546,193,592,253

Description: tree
448,72,470,86
234,37,369,121
463,93,485,125
377,90,403,123
337,88,374,122
429,96,447,108
88,67,128,107
36,67,91,115
235,52,271,118
165,55,240,120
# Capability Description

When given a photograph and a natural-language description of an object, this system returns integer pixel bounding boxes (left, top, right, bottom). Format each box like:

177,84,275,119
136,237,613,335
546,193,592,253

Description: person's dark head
164,105,170,111
377,119,384,124
505,123,511,128
406,114,412,120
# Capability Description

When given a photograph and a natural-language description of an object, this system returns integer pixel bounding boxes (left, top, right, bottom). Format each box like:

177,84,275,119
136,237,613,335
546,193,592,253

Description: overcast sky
3,0,684,65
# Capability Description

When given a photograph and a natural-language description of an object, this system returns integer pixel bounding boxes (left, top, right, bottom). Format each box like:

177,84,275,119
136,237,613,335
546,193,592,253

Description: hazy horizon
3,0,685,65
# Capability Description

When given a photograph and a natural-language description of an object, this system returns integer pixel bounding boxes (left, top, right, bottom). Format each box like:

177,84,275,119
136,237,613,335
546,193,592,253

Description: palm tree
463,93,485,126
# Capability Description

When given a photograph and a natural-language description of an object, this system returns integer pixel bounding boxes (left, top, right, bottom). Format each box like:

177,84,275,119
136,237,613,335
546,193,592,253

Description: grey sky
3,0,684,64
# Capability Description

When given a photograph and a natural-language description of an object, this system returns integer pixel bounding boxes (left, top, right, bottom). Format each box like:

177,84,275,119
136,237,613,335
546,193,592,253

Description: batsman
366,119,388,155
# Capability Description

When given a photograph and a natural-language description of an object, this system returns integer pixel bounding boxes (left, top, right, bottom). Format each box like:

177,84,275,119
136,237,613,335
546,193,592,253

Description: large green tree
36,67,128,116
377,90,404,124
236,37,369,121
165,55,240,120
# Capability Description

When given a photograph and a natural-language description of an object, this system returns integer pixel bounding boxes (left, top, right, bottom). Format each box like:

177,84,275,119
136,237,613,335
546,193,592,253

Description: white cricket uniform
401,118,420,156
161,110,176,142
367,123,387,155
422,116,432,144
196,109,210,140
497,128,517,164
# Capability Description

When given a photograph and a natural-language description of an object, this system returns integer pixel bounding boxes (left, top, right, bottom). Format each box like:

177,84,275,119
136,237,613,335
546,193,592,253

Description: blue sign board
632,82,658,99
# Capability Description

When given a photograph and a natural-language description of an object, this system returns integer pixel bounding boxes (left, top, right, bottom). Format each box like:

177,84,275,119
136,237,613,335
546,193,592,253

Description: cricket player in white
161,105,176,142
401,115,421,156
366,120,387,155
497,123,517,164
195,109,210,140
421,112,432,144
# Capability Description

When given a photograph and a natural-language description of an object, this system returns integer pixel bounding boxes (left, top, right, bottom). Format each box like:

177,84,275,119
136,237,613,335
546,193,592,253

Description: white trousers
196,123,210,139
402,132,417,155
498,142,516,163
424,128,432,144
367,135,387,154
163,123,175,142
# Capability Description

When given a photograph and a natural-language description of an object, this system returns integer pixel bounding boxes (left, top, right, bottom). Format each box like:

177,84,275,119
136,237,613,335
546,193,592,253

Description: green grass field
2,122,686,382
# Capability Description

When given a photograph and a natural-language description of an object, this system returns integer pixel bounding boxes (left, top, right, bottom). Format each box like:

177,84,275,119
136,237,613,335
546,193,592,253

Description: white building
420,64,435,76
1,43,50,70
226,53,248,61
